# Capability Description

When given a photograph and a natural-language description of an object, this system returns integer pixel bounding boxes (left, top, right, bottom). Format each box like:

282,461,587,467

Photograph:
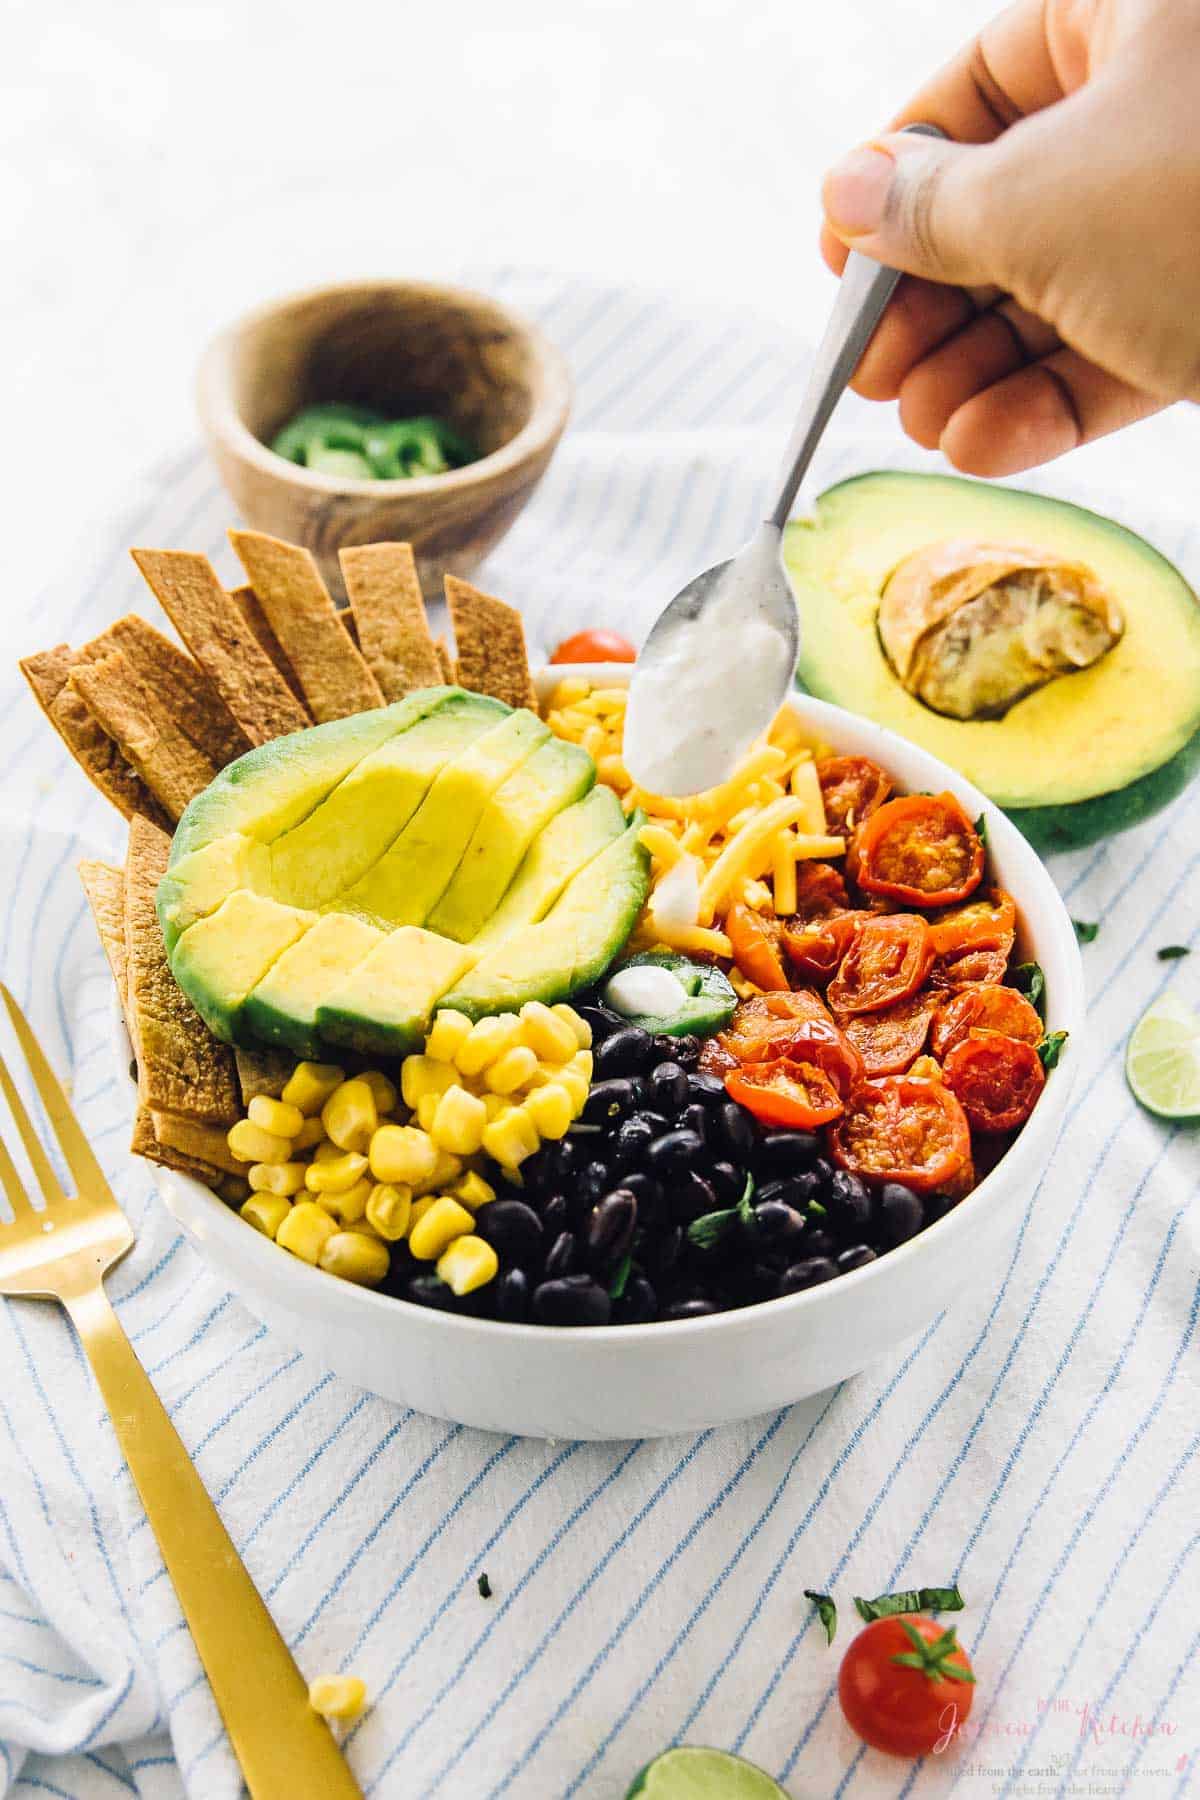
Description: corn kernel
369,1123,438,1187
425,1008,474,1062
313,1139,345,1164
550,676,590,707
485,1045,539,1095
276,1201,337,1264
304,1150,369,1195
308,1674,367,1721
246,1094,305,1138
321,1078,378,1152
482,1092,510,1122
227,1119,293,1165
453,1170,496,1212
454,1013,523,1078
416,1093,440,1133
569,1049,594,1083
281,1061,345,1116
429,1148,464,1189
519,1002,579,1063
524,1083,574,1141
437,1234,499,1296
318,1178,373,1225
400,1054,456,1112
365,1182,412,1240
482,1106,540,1170
556,1065,590,1111
408,1196,474,1260
358,1069,398,1115
430,1085,488,1154
248,1161,307,1197
408,1195,436,1230
241,1193,291,1239
319,1231,390,1288
293,1116,326,1151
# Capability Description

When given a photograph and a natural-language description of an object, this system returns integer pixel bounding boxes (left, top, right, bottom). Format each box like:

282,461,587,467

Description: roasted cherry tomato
764,1017,865,1092
850,793,985,908
930,983,1044,1060
840,990,938,1076
943,1030,1045,1132
792,860,851,920
928,889,1016,958
829,1076,972,1190
783,910,864,983
817,755,893,837
929,943,1011,989
839,1615,976,1759
827,914,934,1016
726,1056,845,1129
714,989,834,1064
549,629,637,664
726,902,789,990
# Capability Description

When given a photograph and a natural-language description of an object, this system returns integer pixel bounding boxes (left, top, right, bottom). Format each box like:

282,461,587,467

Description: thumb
822,131,1011,289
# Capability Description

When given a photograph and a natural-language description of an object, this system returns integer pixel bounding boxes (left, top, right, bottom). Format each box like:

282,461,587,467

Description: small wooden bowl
197,279,572,598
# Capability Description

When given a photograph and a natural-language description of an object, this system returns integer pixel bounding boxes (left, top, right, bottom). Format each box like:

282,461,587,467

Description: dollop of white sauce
647,853,701,932
605,963,690,1020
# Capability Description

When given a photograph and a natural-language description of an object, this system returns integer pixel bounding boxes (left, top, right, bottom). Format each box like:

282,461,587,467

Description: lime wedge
628,1747,791,1798
1126,989,1200,1119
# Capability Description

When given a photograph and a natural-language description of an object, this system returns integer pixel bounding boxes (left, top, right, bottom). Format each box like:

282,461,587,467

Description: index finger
886,0,1068,143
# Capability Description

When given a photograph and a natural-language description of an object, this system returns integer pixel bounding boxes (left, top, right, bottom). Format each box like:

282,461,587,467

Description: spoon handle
767,122,945,532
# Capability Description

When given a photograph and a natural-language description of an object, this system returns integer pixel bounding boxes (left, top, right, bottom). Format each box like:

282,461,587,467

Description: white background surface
7,0,1198,618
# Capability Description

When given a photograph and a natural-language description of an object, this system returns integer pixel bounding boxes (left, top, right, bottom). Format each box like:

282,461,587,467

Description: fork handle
64,1282,364,1800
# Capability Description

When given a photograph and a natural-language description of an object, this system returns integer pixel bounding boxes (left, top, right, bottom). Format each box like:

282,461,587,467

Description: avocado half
783,472,1200,852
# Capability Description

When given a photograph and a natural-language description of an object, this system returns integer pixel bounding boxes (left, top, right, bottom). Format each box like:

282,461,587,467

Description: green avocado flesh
784,472,1200,851
160,688,650,1052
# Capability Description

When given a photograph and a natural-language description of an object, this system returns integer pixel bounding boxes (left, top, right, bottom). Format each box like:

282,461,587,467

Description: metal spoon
624,124,944,797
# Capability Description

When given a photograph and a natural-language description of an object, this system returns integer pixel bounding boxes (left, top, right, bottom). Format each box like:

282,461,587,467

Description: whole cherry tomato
817,755,893,837
827,914,934,1016
839,1615,976,1758
726,902,789,990
850,794,985,908
828,1075,971,1190
549,629,637,664
930,984,1044,1060
943,1030,1046,1133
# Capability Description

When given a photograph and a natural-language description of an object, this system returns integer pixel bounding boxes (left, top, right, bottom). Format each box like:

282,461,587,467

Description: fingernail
823,145,895,237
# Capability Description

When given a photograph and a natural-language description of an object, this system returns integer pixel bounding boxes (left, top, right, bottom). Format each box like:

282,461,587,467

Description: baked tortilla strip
235,1046,293,1105
78,860,128,1007
20,647,171,827
124,815,240,1125
131,549,311,745
131,1108,247,1200
151,1110,244,1178
228,585,310,707
445,574,538,711
229,530,384,722
340,604,359,648
71,649,218,821
339,542,442,699
97,615,250,767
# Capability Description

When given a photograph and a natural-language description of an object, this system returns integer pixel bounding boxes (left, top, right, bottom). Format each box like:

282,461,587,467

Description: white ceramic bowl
134,667,1084,1440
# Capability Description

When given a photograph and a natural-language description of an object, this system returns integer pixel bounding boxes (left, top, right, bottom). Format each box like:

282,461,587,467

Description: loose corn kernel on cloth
0,268,1197,1800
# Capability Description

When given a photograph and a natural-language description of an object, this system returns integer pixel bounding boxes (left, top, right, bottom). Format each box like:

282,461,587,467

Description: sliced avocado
241,912,386,1056
783,472,1200,851
170,688,451,861
172,890,314,1044
156,832,270,957
318,927,478,1056
341,709,551,929
469,785,627,951
426,736,595,943
267,691,506,908
441,818,650,1019
608,952,737,1037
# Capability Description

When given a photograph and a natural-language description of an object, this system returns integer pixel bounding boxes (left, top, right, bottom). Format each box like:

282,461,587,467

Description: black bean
582,1078,645,1126
752,1200,807,1250
645,1222,683,1277
587,1188,638,1265
532,1274,612,1326
475,1200,544,1268
837,1244,877,1274
610,1116,656,1176
757,1130,821,1176
647,1128,704,1179
406,1273,458,1310
494,1267,530,1321
679,1102,709,1143
801,1227,836,1259
595,1026,655,1078
540,1194,569,1237
544,1230,580,1280
662,1297,719,1320
575,1003,626,1044
647,1060,690,1113
538,1138,580,1192
620,1169,664,1222
880,1183,924,1245
826,1170,873,1238
665,1033,702,1068
686,1071,728,1106
922,1191,957,1226
757,1173,821,1211
811,1156,836,1192
579,1160,612,1205
708,1160,744,1205
614,1273,658,1324
670,1170,719,1223
749,1261,783,1301
716,1101,757,1161
631,1109,671,1136
778,1257,838,1294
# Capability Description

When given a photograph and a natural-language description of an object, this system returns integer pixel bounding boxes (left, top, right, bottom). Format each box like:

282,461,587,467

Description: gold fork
0,984,363,1800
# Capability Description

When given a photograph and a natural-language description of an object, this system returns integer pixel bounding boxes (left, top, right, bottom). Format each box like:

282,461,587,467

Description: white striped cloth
0,268,1196,1800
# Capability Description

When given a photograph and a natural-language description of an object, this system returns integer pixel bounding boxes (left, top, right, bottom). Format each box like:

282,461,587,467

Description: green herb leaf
1038,1030,1069,1069
974,813,988,845
853,1585,965,1622
609,1251,633,1301
1011,961,1046,1016
687,1208,738,1251
1072,919,1100,943
1157,944,1191,961
918,1584,966,1613
804,1590,838,1646
808,1198,827,1219
477,1572,492,1599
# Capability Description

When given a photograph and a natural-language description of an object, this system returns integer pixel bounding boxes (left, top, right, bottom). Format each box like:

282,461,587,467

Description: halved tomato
943,1030,1045,1133
715,989,834,1063
850,794,984,908
827,914,934,1016
783,911,864,983
726,1057,845,1129
817,756,893,837
928,889,1016,958
762,1017,865,1094
840,990,938,1076
930,983,1044,1059
929,943,1011,989
726,902,789,990
828,1076,972,1191
793,861,850,920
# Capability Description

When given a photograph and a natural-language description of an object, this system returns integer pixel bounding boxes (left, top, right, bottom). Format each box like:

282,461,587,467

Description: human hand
820,0,1200,474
